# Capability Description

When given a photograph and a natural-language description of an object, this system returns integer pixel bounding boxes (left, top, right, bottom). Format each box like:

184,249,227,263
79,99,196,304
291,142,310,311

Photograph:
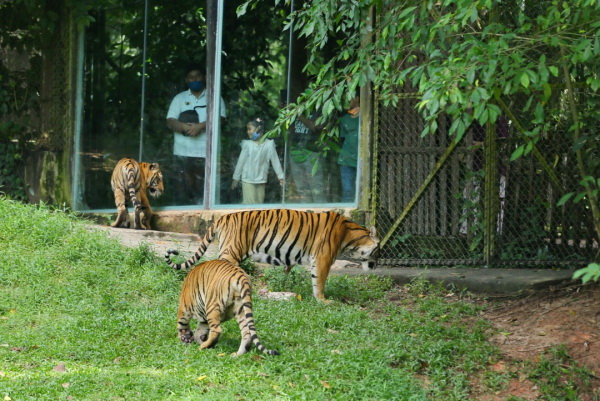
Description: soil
473,282,600,400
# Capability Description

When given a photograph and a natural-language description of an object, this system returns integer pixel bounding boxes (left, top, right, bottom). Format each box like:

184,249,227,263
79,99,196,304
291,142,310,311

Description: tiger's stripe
177,259,279,356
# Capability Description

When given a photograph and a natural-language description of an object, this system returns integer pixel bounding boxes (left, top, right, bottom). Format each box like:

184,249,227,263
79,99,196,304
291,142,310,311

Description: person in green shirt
338,95,360,202
288,111,327,203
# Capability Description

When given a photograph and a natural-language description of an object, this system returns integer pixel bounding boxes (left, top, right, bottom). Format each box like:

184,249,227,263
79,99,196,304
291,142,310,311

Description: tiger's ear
369,226,377,239
149,163,160,171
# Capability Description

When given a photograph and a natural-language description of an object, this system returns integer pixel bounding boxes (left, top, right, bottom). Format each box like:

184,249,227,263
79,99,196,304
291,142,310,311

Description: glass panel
76,2,212,211
214,2,361,207
140,1,211,209
280,54,360,206
76,5,146,211
74,1,361,212
213,3,288,207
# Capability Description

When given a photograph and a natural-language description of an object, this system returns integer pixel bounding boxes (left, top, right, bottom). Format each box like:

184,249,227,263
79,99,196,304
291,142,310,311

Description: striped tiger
178,259,279,356
110,157,164,230
165,209,380,301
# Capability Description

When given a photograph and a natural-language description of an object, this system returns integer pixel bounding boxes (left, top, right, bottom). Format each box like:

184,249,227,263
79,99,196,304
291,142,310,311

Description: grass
1,197,590,400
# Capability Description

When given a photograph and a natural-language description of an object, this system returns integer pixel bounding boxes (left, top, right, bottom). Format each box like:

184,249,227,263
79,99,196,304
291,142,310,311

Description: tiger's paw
179,329,194,343
194,332,208,343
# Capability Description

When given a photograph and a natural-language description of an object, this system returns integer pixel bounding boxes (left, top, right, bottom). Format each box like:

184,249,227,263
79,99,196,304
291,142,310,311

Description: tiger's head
343,224,380,271
144,162,164,198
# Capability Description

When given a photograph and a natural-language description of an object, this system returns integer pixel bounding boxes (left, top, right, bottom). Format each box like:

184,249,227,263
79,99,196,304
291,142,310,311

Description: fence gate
372,92,597,268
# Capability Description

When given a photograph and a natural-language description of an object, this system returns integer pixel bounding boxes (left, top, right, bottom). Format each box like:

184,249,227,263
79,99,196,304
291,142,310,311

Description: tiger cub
177,259,279,356
110,157,163,230
165,209,380,301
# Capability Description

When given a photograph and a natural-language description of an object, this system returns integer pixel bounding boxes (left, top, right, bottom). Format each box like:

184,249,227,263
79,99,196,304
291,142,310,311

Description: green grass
0,198,517,400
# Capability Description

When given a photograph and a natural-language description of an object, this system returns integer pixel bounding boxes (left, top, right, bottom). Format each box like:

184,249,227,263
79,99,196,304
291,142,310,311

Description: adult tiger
110,157,164,230
165,209,380,301
178,259,279,356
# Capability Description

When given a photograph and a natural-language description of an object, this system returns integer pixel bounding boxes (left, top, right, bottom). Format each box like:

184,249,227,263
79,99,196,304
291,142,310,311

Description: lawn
0,198,499,400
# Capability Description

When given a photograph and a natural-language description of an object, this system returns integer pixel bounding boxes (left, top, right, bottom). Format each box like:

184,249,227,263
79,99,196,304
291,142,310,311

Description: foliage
0,141,26,200
262,265,394,304
573,262,600,283
239,258,259,276
1,197,506,400
239,0,600,242
262,265,312,295
528,345,596,400
456,169,485,255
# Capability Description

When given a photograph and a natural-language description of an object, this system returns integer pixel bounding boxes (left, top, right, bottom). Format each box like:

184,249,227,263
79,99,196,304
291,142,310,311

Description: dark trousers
172,156,205,205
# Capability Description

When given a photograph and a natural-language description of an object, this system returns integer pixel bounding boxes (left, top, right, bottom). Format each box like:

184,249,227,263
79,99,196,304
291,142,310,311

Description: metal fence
373,92,597,267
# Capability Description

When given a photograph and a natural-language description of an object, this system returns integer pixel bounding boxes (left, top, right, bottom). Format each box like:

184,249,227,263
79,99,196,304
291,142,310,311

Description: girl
232,118,284,204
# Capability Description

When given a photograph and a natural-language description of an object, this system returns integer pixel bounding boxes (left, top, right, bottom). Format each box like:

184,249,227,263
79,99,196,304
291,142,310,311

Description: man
166,63,226,205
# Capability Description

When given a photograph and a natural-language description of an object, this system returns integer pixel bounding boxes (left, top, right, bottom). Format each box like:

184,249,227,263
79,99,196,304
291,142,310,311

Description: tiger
110,157,164,230
177,259,279,356
165,209,380,301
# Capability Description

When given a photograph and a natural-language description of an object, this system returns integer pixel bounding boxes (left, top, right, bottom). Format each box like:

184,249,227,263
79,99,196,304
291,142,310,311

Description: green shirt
338,114,359,167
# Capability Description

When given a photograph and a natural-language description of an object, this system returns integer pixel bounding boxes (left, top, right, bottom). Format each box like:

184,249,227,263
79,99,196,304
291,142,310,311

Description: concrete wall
86,207,367,235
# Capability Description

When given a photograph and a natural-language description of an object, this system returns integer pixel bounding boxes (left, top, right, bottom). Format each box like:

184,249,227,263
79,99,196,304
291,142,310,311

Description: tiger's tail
164,223,217,271
239,279,280,356
125,164,142,212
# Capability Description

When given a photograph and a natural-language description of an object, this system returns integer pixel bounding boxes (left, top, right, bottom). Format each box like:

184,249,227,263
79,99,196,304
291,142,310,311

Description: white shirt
233,139,285,184
166,89,227,158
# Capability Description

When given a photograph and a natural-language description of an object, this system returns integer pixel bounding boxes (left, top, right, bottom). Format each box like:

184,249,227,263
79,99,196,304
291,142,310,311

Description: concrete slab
330,267,576,296
94,225,219,259
95,225,577,296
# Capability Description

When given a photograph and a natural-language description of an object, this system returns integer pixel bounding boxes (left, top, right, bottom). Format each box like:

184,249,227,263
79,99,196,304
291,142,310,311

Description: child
232,118,284,204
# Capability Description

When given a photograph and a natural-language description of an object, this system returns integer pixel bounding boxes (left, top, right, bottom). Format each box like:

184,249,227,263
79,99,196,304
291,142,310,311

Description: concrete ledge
331,267,577,296
86,207,361,235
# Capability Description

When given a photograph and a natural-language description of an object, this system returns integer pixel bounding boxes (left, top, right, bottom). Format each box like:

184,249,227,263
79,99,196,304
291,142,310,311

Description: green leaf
573,263,600,284
556,192,574,206
543,83,552,100
398,6,417,20
520,72,530,88
466,68,475,84
548,66,559,77
510,145,525,161
573,192,586,203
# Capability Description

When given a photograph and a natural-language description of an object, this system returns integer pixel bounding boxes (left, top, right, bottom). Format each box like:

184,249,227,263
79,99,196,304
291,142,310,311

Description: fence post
483,119,498,266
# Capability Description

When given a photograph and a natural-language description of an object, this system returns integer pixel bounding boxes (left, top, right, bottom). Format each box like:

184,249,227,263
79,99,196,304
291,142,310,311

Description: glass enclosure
74,1,360,212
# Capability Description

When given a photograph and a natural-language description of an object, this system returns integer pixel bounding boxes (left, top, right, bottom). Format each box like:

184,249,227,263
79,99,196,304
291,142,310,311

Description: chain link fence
373,91,597,267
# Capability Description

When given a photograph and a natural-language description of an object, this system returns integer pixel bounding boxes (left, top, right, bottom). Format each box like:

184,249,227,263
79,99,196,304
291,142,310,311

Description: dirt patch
479,282,600,400
484,283,600,373
384,281,600,400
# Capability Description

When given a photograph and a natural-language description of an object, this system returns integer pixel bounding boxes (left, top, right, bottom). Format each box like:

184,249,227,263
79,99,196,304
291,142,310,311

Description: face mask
187,80,205,92
251,132,260,141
